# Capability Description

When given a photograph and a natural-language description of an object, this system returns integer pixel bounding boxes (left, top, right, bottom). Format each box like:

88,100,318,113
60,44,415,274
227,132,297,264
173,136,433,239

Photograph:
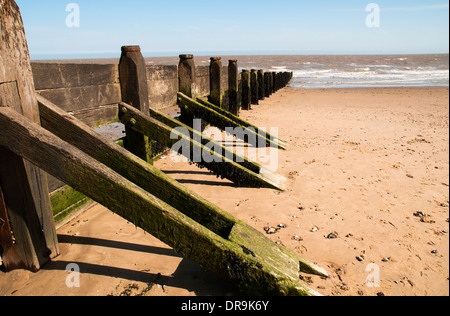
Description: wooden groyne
1,0,323,296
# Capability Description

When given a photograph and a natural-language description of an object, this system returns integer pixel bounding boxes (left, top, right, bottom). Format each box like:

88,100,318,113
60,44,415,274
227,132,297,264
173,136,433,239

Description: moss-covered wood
0,106,328,296
178,93,286,150
150,108,260,174
119,102,285,191
196,97,287,150
38,95,235,238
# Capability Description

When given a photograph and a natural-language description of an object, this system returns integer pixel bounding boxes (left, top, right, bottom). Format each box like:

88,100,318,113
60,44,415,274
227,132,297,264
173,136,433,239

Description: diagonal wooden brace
178,93,287,150
119,102,285,191
0,105,328,296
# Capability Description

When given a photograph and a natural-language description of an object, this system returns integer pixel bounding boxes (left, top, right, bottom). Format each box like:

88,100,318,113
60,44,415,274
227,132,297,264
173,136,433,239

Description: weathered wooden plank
0,106,328,295
37,95,235,238
146,65,179,110
0,185,14,251
0,0,59,272
195,65,210,98
32,63,119,90
147,83,178,110
196,97,287,150
120,102,285,191
71,103,119,129
36,84,121,113
178,92,287,150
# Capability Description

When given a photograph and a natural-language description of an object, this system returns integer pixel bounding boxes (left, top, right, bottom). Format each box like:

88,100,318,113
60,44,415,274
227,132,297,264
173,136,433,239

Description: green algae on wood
0,106,328,296
196,97,287,150
178,93,286,150
120,102,285,191
38,95,235,238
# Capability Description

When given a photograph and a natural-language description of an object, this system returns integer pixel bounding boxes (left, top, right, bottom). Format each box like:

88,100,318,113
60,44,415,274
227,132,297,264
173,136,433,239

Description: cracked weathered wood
119,45,152,163
0,0,59,272
37,94,235,238
0,106,328,295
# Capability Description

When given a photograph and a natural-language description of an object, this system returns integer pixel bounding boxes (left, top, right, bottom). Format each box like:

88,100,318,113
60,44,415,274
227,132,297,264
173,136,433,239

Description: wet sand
1,86,448,296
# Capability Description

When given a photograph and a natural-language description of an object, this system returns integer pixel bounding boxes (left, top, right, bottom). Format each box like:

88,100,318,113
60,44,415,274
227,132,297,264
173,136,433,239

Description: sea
146,54,449,89
33,53,449,89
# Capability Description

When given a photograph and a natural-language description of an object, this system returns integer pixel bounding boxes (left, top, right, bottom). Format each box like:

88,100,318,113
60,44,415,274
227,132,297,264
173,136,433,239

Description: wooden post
119,45,152,163
178,54,198,126
271,72,276,94
250,69,259,105
264,72,271,98
228,60,239,116
241,69,251,110
258,69,265,101
0,106,328,296
0,0,59,272
208,57,223,108
274,72,280,92
178,54,196,97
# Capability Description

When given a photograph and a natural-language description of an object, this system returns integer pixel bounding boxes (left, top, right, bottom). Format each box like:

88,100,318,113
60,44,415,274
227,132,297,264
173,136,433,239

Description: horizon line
30,50,450,61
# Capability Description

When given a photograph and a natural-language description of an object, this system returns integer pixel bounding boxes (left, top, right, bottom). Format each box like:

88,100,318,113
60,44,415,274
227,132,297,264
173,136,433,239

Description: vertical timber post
241,70,251,111
178,54,196,98
271,72,276,94
250,69,259,105
228,60,239,116
119,45,152,163
264,72,272,98
209,57,223,108
178,54,197,125
0,0,59,272
257,69,265,101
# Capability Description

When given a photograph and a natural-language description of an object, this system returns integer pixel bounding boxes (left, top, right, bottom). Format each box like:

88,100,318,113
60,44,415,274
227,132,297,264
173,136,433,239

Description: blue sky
15,0,450,59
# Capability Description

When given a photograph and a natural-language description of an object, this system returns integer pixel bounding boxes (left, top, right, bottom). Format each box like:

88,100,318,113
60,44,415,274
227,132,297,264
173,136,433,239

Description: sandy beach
1,86,448,296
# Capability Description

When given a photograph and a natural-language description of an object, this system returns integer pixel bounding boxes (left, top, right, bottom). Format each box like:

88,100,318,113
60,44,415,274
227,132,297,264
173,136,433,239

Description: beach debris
356,256,364,262
382,257,391,262
326,232,338,239
264,224,287,235
440,202,449,208
421,216,436,224
264,226,279,235
413,211,436,224
406,174,414,179
431,250,439,254
311,227,319,233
